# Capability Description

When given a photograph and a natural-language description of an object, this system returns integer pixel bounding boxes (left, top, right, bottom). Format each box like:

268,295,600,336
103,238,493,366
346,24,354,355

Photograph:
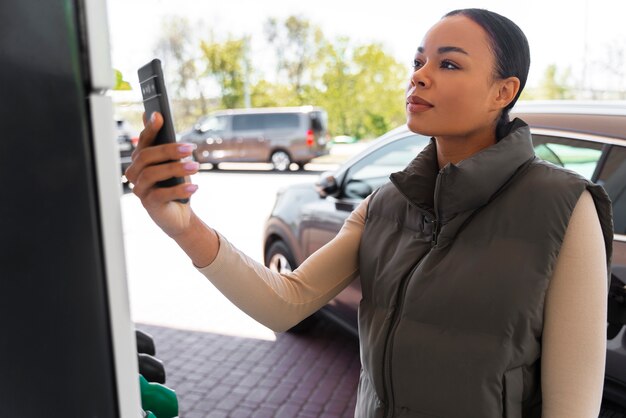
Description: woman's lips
407,103,434,113
406,95,434,113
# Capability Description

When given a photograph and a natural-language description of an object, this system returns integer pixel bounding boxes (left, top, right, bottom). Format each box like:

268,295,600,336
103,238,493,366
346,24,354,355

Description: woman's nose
410,65,431,88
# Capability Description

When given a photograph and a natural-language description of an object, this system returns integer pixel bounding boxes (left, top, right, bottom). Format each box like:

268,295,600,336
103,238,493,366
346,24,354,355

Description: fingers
134,112,164,157
131,160,200,199
125,142,195,185
141,181,199,209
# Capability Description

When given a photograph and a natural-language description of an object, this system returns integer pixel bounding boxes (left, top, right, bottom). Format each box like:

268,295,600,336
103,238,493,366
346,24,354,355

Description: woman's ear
492,76,521,110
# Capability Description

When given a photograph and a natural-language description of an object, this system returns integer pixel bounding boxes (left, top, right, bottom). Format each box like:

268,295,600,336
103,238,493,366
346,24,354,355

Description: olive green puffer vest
355,119,613,418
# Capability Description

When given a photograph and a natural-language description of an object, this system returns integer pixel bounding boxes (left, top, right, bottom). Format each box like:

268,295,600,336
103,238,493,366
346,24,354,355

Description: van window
198,116,227,132
264,113,300,129
597,145,626,235
232,114,265,131
310,111,327,133
531,135,603,180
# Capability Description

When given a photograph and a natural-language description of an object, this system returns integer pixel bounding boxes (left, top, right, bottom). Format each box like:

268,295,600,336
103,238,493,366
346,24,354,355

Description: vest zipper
382,171,444,417
431,170,443,247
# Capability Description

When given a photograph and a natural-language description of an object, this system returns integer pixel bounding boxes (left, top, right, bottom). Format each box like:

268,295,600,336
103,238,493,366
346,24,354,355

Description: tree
250,80,300,108
154,16,209,131
113,69,131,90
351,43,407,137
537,64,574,100
313,40,406,138
314,37,355,136
264,15,325,104
200,36,249,109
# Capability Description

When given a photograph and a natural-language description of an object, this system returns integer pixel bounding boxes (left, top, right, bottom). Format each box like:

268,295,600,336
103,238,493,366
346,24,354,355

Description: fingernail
185,184,198,193
150,112,157,123
178,143,195,154
184,161,199,171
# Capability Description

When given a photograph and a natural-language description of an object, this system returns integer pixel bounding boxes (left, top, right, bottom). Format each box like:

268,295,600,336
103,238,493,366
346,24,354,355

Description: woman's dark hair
444,9,530,139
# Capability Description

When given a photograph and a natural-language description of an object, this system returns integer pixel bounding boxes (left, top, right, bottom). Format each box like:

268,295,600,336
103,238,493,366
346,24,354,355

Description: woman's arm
125,112,368,332
196,196,370,332
541,190,608,417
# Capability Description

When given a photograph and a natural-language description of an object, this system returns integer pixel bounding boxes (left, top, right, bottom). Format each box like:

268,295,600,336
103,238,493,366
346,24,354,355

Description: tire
270,150,291,172
265,241,318,333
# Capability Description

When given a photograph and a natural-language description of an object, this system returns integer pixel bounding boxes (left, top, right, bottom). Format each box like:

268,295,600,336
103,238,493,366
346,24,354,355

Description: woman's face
406,15,504,138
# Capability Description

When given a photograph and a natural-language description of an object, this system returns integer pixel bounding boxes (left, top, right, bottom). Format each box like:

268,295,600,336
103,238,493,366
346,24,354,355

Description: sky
106,0,626,99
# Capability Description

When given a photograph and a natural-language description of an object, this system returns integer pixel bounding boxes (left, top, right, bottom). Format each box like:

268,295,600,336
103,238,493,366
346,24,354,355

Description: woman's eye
441,60,459,70
412,59,423,70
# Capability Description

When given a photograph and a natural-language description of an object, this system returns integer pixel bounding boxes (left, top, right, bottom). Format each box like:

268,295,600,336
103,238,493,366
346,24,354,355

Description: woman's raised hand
124,112,200,238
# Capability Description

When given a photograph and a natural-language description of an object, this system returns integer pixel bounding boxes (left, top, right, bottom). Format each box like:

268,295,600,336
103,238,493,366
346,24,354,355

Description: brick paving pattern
137,318,360,417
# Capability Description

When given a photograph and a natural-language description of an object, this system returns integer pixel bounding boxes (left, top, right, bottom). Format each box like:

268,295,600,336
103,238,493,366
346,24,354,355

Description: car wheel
271,150,291,172
296,162,306,171
265,240,318,333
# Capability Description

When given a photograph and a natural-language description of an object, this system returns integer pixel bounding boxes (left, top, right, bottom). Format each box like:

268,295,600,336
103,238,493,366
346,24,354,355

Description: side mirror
194,120,211,133
344,179,373,199
315,171,338,198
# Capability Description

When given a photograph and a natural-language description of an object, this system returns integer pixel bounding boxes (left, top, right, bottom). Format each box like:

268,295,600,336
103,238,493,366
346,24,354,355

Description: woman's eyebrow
417,46,470,55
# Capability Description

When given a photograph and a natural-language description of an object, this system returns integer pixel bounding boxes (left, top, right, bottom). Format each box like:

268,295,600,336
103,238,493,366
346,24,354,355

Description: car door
531,132,626,402
530,133,605,180
231,113,266,162
195,115,229,162
595,143,626,392
302,133,430,330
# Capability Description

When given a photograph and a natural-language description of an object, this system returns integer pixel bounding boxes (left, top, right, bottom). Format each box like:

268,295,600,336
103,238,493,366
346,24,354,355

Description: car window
597,145,626,235
310,111,327,133
531,134,603,180
198,115,227,132
232,114,265,131
264,113,300,129
342,134,430,199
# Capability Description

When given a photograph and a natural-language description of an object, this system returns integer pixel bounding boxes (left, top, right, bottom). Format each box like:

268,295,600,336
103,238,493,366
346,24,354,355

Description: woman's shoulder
526,157,590,185
519,157,594,201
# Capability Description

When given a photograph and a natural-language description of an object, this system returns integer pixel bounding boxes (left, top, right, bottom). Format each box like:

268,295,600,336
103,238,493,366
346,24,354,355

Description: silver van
181,106,329,171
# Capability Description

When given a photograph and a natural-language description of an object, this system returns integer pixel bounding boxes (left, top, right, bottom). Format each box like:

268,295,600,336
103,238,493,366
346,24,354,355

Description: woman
125,9,613,418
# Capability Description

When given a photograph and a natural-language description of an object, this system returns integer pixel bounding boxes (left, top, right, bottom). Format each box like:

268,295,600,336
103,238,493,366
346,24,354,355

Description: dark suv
262,101,626,413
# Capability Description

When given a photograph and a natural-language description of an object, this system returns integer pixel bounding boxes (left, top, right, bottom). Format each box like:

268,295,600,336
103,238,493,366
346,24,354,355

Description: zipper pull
431,219,439,247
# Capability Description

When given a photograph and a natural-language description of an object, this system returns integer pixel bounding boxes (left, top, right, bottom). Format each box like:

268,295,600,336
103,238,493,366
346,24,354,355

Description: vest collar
389,118,535,220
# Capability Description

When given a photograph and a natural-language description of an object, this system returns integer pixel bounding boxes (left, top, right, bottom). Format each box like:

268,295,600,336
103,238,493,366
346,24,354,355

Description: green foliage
264,15,325,104
154,17,209,131
525,64,574,100
200,36,248,109
250,80,299,107
311,40,406,138
151,14,408,138
113,69,131,90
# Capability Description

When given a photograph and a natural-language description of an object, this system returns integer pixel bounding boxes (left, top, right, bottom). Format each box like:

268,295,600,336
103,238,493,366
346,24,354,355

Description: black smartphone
137,58,188,203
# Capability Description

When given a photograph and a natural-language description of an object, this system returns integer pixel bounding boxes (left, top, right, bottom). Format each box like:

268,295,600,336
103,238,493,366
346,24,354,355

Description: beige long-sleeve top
197,190,608,417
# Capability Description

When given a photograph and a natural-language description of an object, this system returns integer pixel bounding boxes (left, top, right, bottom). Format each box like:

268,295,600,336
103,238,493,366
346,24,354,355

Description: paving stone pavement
137,318,360,418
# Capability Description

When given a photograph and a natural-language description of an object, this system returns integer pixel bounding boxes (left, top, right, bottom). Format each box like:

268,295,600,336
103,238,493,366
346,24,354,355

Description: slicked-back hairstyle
444,9,531,138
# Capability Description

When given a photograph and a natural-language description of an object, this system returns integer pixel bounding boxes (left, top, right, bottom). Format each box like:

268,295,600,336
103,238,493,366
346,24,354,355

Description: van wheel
271,151,291,171
265,241,318,333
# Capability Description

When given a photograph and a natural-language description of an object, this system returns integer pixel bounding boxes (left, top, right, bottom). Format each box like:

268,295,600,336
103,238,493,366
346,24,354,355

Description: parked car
116,118,138,182
180,106,329,171
262,101,626,413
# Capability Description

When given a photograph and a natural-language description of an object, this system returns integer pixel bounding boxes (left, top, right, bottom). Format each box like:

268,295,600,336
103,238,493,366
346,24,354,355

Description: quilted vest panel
355,122,613,418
